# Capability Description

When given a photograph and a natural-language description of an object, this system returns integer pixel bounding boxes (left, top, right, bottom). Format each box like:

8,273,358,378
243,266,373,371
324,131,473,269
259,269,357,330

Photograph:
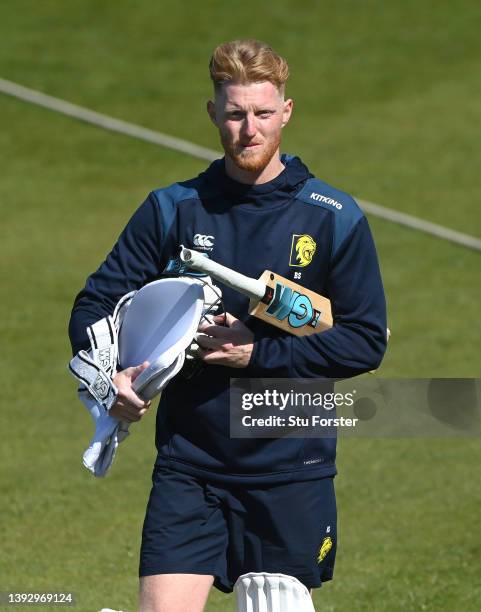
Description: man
69,39,387,611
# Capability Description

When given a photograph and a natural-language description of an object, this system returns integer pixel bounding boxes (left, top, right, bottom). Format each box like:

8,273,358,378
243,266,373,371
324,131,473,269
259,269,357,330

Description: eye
257,110,275,118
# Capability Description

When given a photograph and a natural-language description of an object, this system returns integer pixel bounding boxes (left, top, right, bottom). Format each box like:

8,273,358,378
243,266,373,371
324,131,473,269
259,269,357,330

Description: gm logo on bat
262,281,320,329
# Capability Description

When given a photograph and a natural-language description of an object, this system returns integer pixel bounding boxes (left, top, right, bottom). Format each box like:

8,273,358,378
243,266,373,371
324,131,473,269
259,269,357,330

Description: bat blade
249,270,333,336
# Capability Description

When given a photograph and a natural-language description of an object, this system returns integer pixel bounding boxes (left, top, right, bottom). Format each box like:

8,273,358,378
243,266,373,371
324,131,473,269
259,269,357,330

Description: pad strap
87,316,117,377
112,291,135,329
69,350,118,410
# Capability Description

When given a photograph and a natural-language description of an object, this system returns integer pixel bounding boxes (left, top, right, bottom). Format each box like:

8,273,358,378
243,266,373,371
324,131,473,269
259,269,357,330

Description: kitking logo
310,192,343,210
193,234,215,250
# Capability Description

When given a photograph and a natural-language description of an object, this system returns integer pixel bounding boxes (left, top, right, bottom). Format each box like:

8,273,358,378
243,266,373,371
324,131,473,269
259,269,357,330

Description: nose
241,113,257,138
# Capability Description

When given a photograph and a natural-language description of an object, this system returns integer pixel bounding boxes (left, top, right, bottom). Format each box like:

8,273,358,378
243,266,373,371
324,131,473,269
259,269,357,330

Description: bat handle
179,246,265,301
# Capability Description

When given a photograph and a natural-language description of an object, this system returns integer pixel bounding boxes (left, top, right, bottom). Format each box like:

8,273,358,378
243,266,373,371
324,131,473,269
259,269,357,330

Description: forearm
248,322,386,379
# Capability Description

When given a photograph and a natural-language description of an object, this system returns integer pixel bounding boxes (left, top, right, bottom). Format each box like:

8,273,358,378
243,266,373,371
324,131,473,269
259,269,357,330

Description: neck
224,151,285,185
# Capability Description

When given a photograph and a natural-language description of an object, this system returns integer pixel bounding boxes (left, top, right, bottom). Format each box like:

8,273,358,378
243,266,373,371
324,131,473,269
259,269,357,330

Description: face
207,81,293,173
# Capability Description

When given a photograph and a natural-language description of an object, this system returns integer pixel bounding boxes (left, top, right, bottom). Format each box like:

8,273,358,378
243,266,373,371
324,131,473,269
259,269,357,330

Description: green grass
1,1,480,610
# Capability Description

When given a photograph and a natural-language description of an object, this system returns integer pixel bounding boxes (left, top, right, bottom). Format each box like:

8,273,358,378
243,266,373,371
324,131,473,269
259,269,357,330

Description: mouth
238,143,262,151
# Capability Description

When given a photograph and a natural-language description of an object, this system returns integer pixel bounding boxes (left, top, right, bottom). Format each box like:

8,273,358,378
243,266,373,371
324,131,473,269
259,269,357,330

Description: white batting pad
119,277,204,369
118,277,204,397
235,573,316,612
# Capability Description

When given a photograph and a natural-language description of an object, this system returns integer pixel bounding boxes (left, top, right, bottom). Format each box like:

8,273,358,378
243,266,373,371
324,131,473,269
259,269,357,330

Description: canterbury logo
193,234,215,250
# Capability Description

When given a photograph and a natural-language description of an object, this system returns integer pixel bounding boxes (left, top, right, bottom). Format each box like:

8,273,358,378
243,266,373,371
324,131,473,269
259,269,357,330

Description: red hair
209,39,289,93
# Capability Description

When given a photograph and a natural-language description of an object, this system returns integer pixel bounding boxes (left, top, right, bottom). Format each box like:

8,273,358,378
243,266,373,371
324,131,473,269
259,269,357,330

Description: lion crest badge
289,234,317,267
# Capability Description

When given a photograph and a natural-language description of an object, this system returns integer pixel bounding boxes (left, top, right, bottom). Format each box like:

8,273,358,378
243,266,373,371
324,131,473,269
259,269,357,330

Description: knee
139,574,214,612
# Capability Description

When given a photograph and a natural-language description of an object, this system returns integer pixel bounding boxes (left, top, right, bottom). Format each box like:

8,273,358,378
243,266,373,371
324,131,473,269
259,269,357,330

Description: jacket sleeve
247,215,387,378
68,193,165,355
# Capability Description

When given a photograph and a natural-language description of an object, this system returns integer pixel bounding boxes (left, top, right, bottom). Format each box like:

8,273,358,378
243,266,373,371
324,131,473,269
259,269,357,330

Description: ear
207,100,217,126
281,98,293,128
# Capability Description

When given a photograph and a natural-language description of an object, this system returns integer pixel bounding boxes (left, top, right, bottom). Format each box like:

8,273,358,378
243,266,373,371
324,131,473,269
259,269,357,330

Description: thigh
139,573,214,612
226,477,337,591
140,467,228,579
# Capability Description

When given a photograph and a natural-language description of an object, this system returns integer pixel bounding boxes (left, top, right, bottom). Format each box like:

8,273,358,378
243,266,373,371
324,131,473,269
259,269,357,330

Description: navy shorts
139,467,337,592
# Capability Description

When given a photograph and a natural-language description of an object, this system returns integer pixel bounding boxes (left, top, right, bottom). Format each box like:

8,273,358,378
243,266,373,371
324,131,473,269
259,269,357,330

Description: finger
197,333,224,350
212,313,227,324
198,347,223,363
218,312,246,332
122,399,151,418
111,404,141,422
197,323,232,338
198,320,214,333
223,312,239,327
125,402,151,419
131,361,150,382
118,398,145,415
117,390,148,410
225,313,250,332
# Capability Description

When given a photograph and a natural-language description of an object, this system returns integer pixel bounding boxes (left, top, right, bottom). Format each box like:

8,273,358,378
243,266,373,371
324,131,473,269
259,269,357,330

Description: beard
221,132,281,173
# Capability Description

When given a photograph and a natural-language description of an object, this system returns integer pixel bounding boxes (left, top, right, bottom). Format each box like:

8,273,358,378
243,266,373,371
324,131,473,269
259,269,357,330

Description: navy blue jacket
69,155,387,484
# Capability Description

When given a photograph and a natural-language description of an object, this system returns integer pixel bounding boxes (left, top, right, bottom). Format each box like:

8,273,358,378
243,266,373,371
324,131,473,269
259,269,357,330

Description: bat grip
179,247,265,301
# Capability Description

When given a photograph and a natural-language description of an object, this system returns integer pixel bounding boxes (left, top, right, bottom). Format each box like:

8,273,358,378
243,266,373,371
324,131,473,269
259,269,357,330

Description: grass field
1,1,480,610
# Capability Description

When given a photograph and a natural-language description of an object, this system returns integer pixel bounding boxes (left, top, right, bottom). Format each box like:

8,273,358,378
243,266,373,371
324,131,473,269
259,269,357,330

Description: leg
139,468,228,610
139,573,214,612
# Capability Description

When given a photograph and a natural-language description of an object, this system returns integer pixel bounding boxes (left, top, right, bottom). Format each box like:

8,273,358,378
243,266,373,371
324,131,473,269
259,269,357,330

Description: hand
110,361,151,422
197,313,254,368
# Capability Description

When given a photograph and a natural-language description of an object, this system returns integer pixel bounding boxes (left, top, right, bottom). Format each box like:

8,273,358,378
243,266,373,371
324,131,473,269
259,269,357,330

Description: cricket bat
179,247,333,336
